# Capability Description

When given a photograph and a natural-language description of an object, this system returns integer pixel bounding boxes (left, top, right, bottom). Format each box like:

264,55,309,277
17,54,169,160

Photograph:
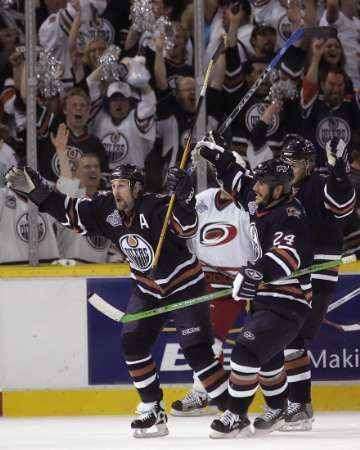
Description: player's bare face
253,179,271,207
111,179,136,215
286,159,307,186
64,95,90,132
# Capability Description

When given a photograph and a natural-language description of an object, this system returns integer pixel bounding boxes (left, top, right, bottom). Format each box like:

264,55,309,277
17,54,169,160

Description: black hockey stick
150,38,226,276
88,254,356,323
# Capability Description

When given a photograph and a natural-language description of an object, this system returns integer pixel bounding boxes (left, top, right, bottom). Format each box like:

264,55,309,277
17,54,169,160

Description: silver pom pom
130,0,155,33
266,71,298,103
99,44,126,82
0,0,15,9
14,46,64,98
36,48,64,98
154,16,174,52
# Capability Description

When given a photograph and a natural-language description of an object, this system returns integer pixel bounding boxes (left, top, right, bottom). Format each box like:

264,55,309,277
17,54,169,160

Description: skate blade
253,419,285,436
280,418,314,432
209,425,253,439
133,423,169,438
170,405,218,417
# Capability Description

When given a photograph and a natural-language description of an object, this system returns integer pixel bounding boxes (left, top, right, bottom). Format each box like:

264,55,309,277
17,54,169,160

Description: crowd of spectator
0,0,359,264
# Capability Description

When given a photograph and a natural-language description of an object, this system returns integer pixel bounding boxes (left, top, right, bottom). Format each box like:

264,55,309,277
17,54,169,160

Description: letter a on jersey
139,213,149,229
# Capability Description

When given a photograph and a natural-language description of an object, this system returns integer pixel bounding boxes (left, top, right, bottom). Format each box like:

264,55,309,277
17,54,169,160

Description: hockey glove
232,266,263,301
166,167,195,211
5,166,53,206
325,137,350,179
193,131,246,176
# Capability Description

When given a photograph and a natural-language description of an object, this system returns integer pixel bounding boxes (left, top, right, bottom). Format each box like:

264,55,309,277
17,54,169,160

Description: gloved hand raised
166,167,195,211
232,266,263,301
192,131,246,175
325,137,350,179
5,166,53,206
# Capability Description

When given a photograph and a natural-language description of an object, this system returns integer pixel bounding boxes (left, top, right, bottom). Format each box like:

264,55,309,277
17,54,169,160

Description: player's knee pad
285,335,306,362
121,332,151,357
182,342,215,371
231,341,261,368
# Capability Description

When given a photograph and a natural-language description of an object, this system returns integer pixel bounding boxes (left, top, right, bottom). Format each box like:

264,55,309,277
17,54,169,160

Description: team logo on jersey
249,222,262,261
16,213,47,242
277,13,291,41
316,117,351,149
52,146,83,177
200,222,237,247
286,206,301,218
106,210,123,227
86,234,109,250
119,234,154,272
245,103,279,136
102,132,129,167
244,268,263,281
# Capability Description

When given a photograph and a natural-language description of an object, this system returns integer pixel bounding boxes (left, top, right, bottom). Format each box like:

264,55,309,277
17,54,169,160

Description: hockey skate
131,401,169,438
253,404,286,435
280,401,314,431
210,410,252,439
170,389,218,416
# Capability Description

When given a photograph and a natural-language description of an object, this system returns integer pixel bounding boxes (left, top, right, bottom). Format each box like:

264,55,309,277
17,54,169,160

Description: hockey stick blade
323,318,360,332
304,26,337,39
88,294,125,322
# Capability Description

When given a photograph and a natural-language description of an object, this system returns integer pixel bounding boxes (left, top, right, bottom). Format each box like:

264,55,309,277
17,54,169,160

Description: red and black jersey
39,190,203,299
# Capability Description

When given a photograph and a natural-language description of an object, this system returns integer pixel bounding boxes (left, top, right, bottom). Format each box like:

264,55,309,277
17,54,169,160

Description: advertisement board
87,274,360,384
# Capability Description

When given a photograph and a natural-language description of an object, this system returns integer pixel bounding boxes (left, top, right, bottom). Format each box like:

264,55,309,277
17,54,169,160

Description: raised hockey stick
88,254,356,323
215,26,336,138
216,28,304,137
150,38,226,276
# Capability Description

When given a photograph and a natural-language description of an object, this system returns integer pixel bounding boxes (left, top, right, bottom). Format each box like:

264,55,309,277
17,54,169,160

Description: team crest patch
286,207,301,218
106,210,122,227
196,200,208,213
119,234,154,272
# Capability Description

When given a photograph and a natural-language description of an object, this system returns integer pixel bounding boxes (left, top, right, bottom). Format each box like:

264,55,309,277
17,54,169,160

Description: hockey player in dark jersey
5,163,229,438
251,134,356,433
194,138,314,438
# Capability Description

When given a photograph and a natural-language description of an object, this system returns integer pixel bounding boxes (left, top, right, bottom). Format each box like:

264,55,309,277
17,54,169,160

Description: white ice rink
0,413,359,450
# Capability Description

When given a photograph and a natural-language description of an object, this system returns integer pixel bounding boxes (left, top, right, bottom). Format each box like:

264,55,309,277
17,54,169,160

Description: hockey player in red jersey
171,187,255,416
5,163,229,438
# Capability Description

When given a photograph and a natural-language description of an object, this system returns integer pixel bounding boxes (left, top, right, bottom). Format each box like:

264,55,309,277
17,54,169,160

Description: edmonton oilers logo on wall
199,222,237,247
16,213,47,242
119,234,154,272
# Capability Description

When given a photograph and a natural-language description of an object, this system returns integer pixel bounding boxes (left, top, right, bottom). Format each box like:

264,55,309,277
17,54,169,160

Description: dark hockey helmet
281,134,316,163
110,164,145,187
253,158,293,194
